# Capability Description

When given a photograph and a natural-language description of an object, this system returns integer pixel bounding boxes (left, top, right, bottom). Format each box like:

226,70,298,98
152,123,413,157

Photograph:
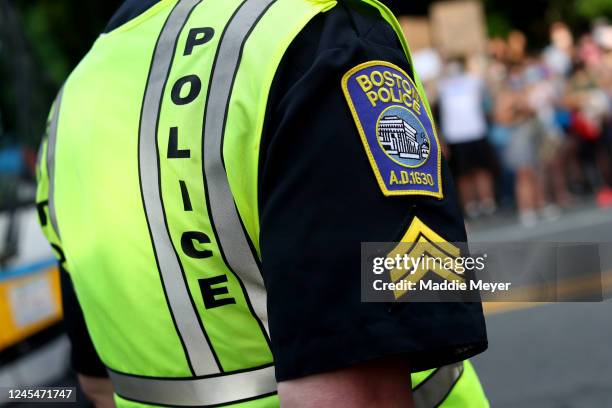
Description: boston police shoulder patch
341,61,443,198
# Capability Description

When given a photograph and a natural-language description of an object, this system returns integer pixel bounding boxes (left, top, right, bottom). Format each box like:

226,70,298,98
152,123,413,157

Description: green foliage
576,0,612,19
20,2,70,84
486,11,514,38
0,0,122,146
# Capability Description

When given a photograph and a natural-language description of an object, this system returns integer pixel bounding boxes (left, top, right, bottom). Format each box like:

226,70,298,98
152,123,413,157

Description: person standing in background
438,58,497,219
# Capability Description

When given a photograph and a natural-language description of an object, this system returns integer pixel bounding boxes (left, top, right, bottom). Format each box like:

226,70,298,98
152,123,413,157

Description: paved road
473,302,612,408
4,205,611,407
470,204,612,407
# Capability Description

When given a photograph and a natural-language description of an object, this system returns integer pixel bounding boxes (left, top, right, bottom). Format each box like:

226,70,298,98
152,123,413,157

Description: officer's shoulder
339,0,399,44
298,1,400,51
103,0,159,34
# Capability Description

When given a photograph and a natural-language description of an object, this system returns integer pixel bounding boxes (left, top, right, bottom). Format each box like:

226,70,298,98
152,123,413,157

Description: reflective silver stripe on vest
138,0,219,376
413,362,464,408
109,365,276,406
47,88,64,240
202,0,276,335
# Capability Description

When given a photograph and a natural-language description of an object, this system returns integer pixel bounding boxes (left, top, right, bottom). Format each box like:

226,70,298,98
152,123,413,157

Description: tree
576,0,612,20
0,0,122,147
0,0,38,146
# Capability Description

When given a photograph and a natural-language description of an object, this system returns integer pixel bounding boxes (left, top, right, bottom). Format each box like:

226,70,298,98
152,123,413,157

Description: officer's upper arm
259,3,486,382
278,357,413,407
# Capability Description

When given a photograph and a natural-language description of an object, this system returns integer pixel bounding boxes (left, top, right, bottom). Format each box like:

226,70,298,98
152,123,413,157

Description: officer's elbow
77,374,116,408
277,357,413,408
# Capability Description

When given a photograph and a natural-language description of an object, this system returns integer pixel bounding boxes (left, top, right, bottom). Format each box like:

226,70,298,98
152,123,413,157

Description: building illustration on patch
378,115,430,163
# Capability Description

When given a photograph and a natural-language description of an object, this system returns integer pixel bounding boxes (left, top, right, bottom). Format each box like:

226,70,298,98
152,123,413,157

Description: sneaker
480,199,497,216
465,201,480,219
519,210,538,227
540,204,561,221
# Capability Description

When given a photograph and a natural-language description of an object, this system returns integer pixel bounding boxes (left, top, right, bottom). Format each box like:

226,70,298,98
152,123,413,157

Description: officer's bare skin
78,374,115,408
278,357,414,408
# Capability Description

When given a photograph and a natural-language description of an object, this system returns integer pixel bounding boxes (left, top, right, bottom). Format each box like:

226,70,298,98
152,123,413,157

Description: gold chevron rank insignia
388,217,465,299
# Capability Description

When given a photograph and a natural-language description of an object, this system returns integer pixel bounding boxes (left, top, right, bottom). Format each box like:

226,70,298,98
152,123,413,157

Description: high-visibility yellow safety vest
36,0,489,406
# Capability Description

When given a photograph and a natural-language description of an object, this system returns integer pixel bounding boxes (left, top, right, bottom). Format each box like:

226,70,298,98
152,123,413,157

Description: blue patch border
341,60,443,198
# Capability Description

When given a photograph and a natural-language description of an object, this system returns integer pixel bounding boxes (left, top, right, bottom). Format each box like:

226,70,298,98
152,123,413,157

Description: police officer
36,0,488,406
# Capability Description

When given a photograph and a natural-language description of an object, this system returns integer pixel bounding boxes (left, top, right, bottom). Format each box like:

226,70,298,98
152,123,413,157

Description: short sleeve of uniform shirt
259,1,488,381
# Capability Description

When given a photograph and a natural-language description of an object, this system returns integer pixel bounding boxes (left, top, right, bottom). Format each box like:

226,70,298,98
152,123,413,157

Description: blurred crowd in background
417,21,612,225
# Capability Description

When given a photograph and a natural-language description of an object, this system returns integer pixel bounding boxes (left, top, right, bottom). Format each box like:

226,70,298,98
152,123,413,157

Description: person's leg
547,146,573,207
474,169,496,215
458,173,479,218
515,167,537,226
565,137,585,193
533,167,561,220
515,168,532,209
